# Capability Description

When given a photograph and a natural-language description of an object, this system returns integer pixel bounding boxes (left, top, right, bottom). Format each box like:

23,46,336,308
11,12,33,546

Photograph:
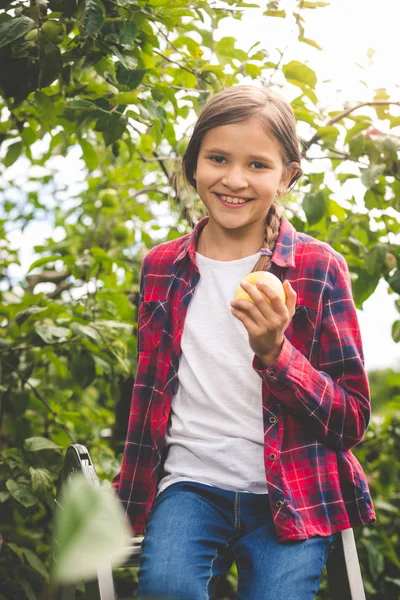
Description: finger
230,298,262,326
231,306,259,336
283,280,297,318
254,281,287,317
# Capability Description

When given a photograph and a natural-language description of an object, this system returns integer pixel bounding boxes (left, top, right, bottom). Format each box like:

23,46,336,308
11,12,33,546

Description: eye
250,161,268,169
209,155,227,164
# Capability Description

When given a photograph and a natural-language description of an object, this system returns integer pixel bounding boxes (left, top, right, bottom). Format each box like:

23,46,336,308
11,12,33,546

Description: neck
198,222,265,261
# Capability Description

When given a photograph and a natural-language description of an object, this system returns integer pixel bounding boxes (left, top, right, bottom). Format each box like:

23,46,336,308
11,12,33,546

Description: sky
3,0,400,371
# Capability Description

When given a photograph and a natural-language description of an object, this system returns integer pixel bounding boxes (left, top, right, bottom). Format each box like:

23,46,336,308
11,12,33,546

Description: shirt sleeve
252,254,371,451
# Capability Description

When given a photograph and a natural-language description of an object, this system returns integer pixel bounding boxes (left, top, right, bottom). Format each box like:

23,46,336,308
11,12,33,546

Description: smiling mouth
216,193,254,205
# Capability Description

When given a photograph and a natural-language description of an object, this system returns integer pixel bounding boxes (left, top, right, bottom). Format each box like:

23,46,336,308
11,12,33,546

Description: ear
193,171,197,181
281,162,301,192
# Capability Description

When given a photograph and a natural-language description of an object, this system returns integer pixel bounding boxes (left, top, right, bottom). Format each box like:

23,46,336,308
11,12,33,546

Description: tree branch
302,101,400,156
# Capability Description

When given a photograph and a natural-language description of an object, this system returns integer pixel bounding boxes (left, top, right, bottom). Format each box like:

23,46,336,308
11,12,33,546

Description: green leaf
28,255,65,271
6,479,37,508
392,320,400,343
24,437,60,452
68,99,99,110
4,141,23,167
361,164,386,188
116,64,147,89
96,112,128,146
215,36,247,65
22,548,49,582
38,39,62,89
361,538,384,581
303,191,327,225
264,9,286,17
52,474,132,583
71,351,96,387
364,245,386,277
301,1,330,7
316,125,339,145
298,35,322,50
84,0,105,36
34,91,57,132
30,467,52,493
282,60,317,89
119,20,137,46
352,271,380,307
389,270,400,294
80,138,99,170
15,306,47,326
34,323,71,343
344,121,371,143
0,16,35,49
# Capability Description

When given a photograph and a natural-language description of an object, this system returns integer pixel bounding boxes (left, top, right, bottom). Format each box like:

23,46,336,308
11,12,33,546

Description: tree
1,0,400,598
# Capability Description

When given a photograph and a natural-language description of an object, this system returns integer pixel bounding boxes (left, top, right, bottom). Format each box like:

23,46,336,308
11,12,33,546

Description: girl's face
194,117,293,239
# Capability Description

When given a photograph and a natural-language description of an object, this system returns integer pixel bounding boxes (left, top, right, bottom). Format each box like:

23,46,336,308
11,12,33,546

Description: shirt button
275,500,284,508
269,453,277,461
267,369,276,379
269,416,277,424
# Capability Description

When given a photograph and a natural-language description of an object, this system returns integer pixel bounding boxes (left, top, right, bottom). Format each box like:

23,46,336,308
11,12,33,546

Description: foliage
1,0,400,598
369,368,400,415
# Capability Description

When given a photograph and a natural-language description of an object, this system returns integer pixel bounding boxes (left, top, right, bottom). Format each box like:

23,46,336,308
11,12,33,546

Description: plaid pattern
113,216,376,541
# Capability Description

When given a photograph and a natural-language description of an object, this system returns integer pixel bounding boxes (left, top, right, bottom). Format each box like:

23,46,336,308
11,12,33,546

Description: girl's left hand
230,279,296,367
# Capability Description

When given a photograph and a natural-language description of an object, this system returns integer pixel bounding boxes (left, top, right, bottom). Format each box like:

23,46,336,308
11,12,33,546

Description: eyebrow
203,147,276,165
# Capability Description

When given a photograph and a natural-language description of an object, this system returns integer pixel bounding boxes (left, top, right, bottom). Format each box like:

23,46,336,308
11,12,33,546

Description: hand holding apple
231,272,296,367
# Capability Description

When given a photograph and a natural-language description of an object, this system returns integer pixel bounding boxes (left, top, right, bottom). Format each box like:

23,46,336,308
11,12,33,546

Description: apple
42,20,65,44
234,271,286,304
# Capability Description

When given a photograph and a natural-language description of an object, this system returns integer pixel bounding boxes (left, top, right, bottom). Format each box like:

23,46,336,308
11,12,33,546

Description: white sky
3,0,400,370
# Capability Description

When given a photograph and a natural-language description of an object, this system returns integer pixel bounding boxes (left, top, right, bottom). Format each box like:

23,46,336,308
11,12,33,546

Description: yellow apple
234,271,286,304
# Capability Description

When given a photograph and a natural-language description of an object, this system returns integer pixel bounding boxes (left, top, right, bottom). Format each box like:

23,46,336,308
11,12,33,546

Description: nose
221,164,248,191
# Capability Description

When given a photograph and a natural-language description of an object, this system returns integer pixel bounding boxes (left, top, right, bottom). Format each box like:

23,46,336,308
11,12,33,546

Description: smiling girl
113,86,375,600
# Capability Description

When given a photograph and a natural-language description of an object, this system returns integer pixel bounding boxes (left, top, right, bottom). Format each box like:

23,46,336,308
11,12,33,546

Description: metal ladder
54,444,366,600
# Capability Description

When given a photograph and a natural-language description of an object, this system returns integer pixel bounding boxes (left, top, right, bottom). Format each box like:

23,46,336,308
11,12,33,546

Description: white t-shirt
158,251,268,495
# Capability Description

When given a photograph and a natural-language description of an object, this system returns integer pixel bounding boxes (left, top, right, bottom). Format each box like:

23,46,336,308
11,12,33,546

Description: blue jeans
137,481,334,600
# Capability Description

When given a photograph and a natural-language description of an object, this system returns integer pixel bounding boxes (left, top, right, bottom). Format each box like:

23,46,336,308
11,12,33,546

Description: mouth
215,193,255,207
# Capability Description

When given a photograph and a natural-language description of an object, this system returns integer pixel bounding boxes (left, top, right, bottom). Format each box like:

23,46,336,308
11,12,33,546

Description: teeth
220,195,248,204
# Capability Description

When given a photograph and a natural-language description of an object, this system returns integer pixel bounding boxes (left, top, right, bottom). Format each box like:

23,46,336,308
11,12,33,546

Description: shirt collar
174,215,296,268
271,216,297,268
174,216,209,265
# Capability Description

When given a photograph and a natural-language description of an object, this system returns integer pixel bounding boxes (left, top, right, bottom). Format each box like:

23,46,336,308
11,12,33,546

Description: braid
251,203,282,273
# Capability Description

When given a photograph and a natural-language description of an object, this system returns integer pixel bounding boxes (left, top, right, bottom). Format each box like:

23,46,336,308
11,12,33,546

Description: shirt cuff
252,336,293,383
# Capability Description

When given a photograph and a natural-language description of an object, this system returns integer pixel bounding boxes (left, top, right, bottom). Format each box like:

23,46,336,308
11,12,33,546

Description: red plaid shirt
113,216,376,541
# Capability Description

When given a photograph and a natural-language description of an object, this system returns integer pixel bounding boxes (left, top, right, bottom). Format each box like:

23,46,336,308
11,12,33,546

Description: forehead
200,117,283,160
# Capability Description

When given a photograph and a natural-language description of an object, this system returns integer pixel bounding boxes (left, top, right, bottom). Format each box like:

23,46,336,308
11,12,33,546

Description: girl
113,86,376,600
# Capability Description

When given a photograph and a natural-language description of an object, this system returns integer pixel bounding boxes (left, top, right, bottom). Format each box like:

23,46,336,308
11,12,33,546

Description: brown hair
182,86,303,272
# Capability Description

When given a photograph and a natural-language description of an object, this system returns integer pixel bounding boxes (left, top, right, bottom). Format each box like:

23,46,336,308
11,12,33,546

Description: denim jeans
137,481,334,600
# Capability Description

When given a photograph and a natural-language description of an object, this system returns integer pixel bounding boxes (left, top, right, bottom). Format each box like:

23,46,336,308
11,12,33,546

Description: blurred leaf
84,0,105,35
6,480,37,507
303,191,327,225
282,60,317,89
30,467,52,493
34,324,71,343
24,437,60,452
362,538,384,581
0,16,35,48
22,548,49,582
4,141,23,167
361,164,386,188
52,474,132,583
80,138,99,170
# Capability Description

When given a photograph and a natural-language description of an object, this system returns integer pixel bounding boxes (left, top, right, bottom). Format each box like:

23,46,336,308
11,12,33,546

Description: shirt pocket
287,304,318,359
138,300,169,353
